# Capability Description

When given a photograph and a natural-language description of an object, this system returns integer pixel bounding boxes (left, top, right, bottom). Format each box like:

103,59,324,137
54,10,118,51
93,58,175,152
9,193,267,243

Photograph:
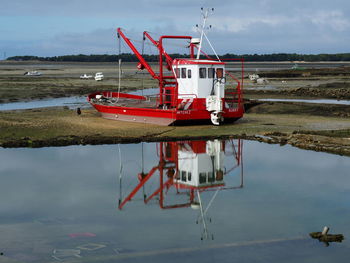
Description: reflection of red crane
118,139,243,210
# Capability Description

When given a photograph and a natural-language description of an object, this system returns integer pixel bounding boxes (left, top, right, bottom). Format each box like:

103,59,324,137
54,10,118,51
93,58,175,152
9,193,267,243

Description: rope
116,33,122,102
141,34,145,96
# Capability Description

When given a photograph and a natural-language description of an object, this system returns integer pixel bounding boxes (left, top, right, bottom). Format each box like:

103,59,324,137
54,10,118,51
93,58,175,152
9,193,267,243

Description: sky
1,0,350,58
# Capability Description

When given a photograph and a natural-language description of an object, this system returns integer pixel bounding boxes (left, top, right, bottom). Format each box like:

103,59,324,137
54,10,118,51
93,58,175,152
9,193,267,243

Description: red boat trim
173,58,225,65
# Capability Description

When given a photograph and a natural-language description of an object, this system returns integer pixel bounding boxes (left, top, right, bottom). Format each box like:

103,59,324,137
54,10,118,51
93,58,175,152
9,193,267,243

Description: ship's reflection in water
1,140,350,262
118,139,243,240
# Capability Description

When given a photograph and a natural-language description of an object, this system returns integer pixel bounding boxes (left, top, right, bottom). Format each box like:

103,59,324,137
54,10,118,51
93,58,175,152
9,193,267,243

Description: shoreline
2,132,349,157
1,106,349,157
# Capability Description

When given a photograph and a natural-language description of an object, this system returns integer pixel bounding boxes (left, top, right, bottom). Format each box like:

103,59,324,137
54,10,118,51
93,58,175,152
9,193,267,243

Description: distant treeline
6,53,350,62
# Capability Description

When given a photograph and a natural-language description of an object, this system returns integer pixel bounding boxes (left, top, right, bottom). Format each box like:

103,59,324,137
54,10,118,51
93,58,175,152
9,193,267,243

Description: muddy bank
1,62,349,156
251,131,350,157
241,66,350,100
245,100,350,118
0,62,157,103
1,63,349,104
0,77,153,104
258,67,350,78
2,129,349,157
1,105,349,156
244,82,350,100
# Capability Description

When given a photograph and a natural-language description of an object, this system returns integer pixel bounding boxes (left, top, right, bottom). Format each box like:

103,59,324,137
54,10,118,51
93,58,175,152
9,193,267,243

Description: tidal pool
0,89,156,111
0,140,349,263
0,96,88,111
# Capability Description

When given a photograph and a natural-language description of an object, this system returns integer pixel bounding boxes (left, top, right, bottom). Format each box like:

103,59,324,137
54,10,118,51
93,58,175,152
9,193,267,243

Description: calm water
0,90,156,111
0,140,349,263
0,96,88,111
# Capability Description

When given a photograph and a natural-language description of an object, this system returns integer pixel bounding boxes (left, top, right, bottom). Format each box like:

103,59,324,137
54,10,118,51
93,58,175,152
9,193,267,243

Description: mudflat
0,61,349,156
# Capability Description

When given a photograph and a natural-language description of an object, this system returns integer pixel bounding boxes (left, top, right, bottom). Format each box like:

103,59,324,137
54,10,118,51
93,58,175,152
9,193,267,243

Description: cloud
308,10,350,31
1,0,350,56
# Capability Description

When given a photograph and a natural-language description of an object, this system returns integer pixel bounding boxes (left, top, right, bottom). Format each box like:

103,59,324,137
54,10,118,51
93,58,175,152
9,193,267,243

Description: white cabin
172,59,225,99
172,59,226,125
175,140,225,188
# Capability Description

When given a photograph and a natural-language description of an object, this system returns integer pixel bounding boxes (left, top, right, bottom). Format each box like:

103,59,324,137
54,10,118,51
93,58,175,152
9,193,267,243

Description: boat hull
100,111,175,126
88,92,244,126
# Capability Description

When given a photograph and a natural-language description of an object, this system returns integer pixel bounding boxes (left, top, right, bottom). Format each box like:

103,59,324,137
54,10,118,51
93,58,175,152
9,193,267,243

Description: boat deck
90,96,159,109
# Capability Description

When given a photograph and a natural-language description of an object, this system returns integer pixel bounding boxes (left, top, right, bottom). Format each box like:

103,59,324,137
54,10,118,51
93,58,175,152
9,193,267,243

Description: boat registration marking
177,110,191,115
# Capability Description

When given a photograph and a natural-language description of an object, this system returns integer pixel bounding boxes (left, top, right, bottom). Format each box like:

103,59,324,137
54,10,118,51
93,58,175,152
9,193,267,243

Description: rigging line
143,30,161,37
141,34,146,96
240,141,244,187
197,190,209,240
118,32,121,56
122,28,189,47
116,58,122,103
195,187,220,223
116,33,122,102
130,38,158,47
130,37,189,48
204,188,220,214
141,142,146,198
203,31,221,61
118,144,123,205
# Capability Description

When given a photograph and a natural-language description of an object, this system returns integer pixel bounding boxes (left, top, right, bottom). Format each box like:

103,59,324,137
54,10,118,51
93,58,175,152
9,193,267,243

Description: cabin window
188,69,192,78
181,68,187,78
175,68,180,79
199,68,207,78
181,171,187,182
208,172,215,182
188,172,192,181
216,68,224,78
208,68,215,78
216,170,224,181
174,68,180,78
199,172,206,184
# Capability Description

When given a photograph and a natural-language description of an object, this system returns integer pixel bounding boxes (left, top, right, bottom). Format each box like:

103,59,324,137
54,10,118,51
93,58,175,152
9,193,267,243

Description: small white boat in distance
80,73,93,79
24,71,42,76
95,72,104,81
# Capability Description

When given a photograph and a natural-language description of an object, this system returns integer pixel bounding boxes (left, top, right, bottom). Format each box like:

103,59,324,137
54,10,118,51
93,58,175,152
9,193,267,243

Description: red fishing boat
88,10,244,125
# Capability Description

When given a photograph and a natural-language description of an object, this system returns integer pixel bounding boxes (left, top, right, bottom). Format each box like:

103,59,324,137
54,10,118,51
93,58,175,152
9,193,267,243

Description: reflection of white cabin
175,140,225,188
172,59,225,100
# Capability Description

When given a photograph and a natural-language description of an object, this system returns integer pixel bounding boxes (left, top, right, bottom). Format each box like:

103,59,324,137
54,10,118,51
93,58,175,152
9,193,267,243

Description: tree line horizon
6,53,350,62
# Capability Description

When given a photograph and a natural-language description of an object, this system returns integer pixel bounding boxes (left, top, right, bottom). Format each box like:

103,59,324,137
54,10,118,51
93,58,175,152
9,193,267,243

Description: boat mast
196,8,213,59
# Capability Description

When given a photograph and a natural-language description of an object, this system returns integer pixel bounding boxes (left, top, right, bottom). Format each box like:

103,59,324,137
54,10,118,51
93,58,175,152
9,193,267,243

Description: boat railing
225,72,243,109
199,57,244,109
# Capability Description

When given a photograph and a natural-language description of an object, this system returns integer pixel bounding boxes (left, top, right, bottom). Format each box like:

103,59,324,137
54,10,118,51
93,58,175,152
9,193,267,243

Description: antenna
196,8,214,59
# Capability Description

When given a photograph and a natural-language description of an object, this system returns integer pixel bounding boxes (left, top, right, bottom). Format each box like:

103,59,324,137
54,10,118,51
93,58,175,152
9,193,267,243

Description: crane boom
117,28,159,80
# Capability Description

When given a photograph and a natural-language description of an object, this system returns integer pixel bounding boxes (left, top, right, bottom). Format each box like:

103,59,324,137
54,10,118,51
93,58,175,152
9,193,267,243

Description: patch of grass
246,102,350,118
